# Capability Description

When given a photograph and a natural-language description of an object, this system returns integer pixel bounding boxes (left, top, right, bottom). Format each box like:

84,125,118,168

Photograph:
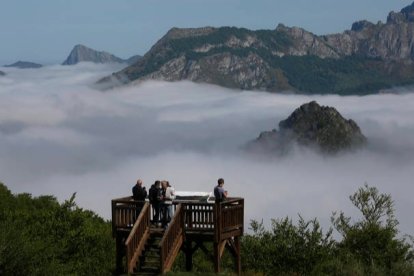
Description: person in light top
161,180,175,228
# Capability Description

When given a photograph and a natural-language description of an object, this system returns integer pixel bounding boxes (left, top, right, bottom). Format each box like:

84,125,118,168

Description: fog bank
1,63,413,235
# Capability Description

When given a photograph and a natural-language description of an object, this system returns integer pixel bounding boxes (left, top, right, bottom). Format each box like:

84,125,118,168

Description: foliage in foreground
0,183,114,275
240,184,414,275
1,182,413,275
172,185,414,275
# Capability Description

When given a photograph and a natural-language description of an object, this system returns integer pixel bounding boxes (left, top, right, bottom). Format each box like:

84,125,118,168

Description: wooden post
214,242,221,273
115,235,124,274
111,200,116,237
214,201,222,273
235,236,241,275
214,202,222,243
185,239,193,271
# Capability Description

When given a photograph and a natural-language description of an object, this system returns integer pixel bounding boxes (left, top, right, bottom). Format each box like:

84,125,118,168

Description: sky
0,0,413,65
0,64,413,236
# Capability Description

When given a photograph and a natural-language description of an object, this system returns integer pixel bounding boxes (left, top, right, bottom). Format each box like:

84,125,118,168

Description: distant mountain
247,101,367,154
0,71,5,76
99,1,414,94
63,44,124,65
62,44,142,65
5,61,42,69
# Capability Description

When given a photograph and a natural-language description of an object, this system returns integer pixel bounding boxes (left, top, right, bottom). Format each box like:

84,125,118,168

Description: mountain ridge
62,44,141,65
99,2,414,94
5,61,42,69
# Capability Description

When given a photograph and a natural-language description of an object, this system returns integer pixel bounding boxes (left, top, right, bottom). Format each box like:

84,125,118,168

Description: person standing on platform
162,181,175,228
214,178,228,203
132,179,147,201
149,180,163,225
131,179,147,223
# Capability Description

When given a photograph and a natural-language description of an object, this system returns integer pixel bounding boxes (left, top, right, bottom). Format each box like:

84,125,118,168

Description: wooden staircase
112,197,244,275
135,227,164,275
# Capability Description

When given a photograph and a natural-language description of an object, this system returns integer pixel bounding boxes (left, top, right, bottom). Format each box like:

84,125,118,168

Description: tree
241,216,335,275
331,184,414,274
0,183,115,275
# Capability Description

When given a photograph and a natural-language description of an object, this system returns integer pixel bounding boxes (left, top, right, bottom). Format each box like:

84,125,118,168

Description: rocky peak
62,44,124,65
351,20,375,32
387,2,414,24
387,11,407,24
401,2,414,21
249,101,367,154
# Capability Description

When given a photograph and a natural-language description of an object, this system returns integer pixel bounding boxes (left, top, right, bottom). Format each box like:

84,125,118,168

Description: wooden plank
163,234,184,273
219,240,226,258
226,238,237,258
220,229,242,241
128,228,150,273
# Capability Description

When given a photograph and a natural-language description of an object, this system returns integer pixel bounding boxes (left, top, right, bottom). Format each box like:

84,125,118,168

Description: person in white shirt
161,181,175,228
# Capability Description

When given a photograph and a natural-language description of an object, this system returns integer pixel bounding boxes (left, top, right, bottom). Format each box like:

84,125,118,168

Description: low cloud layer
1,63,413,236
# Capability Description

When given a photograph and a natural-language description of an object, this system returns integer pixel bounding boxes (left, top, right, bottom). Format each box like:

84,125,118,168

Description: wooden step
135,229,164,274
139,266,160,274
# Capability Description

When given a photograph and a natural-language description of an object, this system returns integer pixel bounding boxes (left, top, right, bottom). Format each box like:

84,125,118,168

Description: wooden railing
160,204,184,273
111,197,146,237
182,202,215,231
215,198,244,242
125,202,151,274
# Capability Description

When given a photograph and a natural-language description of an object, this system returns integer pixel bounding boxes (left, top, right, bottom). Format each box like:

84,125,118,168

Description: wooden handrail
221,199,244,232
215,199,244,242
125,202,151,274
112,196,134,202
160,204,184,273
111,198,146,237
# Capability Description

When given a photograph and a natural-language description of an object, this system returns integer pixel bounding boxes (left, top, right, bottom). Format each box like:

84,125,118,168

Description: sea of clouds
0,63,413,236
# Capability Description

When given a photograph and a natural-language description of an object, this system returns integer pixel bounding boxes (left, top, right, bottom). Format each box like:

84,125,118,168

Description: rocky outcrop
62,44,125,65
0,71,5,76
275,24,340,58
248,101,367,154
134,52,280,90
63,44,142,66
5,61,42,69
99,2,414,94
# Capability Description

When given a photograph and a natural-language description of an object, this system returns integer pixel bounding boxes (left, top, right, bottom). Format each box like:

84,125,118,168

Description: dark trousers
152,202,161,223
161,203,171,227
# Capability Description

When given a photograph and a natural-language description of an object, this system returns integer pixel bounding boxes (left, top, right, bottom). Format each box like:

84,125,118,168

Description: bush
0,183,114,275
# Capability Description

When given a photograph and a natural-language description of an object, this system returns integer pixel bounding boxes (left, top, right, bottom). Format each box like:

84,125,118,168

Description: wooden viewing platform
112,196,244,275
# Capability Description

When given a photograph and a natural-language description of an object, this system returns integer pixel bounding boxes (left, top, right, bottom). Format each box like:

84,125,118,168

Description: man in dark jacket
131,179,147,223
132,179,147,201
149,180,163,225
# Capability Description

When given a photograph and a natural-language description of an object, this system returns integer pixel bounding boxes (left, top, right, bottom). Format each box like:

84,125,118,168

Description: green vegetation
171,185,414,275
331,185,414,275
1,182,412,275
269,55,414,95
0,183,114,275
